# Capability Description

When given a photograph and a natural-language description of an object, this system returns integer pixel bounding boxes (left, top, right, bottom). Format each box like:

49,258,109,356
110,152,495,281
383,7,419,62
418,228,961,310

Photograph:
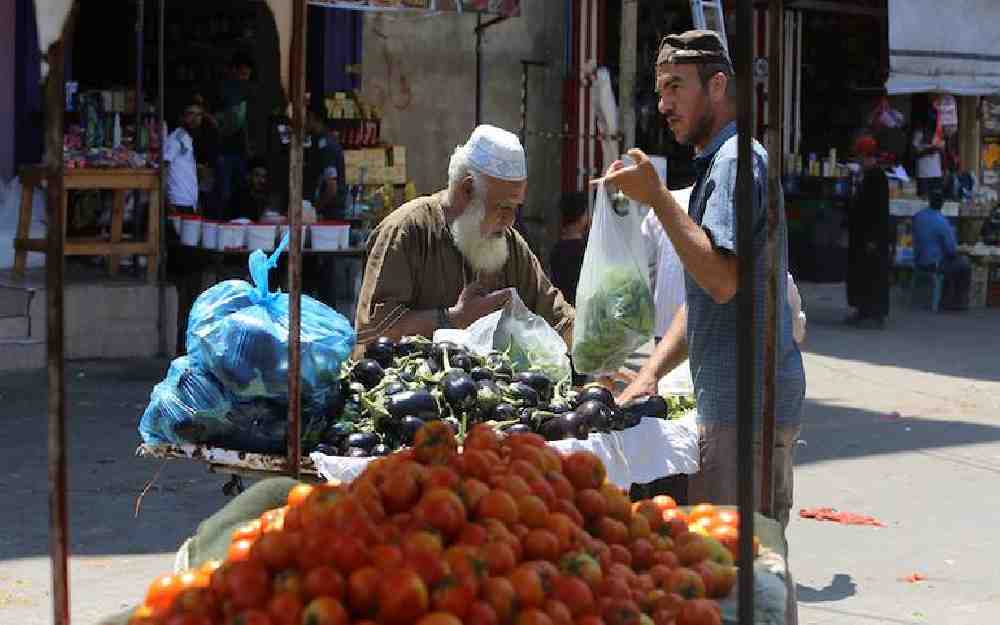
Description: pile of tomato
123,421,759,625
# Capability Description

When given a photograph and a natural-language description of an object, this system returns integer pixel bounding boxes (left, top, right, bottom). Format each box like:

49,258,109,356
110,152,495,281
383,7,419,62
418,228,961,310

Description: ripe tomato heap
126,422,759,625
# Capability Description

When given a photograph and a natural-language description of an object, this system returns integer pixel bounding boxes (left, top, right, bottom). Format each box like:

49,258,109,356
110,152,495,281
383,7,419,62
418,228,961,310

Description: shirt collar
694,121,737,174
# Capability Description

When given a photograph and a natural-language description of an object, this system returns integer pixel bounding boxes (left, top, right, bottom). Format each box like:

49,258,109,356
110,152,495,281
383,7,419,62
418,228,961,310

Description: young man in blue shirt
912,191,971,310
602,31,806,527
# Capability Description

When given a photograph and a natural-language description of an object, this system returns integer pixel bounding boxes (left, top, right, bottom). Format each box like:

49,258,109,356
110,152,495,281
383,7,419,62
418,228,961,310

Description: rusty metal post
286,0,308,479
761,0,784,519
44,13,74,625
735,0,756,622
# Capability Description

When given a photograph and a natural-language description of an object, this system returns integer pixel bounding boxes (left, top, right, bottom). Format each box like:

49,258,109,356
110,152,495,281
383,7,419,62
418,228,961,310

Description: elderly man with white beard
354,125,575,350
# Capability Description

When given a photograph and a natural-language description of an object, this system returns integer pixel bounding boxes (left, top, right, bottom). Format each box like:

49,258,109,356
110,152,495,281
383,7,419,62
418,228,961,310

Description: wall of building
360,4,567,259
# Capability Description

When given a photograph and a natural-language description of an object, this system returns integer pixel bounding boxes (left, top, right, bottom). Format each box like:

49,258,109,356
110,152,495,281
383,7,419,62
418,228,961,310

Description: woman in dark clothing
549,192,590,306
847,140,891,328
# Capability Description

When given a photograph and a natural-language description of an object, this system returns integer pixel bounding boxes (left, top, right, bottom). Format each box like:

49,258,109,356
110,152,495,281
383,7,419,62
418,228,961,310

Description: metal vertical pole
45,13,73,625
761,0,784,519
157,0,167,356
287,0,308,479
735,0,757,623
475,13,483,126
133,0,145,267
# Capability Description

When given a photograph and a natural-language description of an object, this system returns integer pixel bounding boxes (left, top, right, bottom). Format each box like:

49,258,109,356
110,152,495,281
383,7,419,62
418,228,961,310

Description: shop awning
887,0,1000,95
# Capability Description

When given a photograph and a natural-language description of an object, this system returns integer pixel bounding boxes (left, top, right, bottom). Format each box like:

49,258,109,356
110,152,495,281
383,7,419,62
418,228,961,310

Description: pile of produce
120,421,756,625
315,336,695,458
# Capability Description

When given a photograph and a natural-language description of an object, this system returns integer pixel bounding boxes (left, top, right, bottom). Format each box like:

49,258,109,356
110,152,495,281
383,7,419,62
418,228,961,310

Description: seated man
229,157,282,222
355,125,575,349
912,191,971,310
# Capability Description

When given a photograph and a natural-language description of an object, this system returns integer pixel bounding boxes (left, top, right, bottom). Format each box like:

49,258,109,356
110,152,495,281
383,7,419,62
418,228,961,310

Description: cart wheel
222,475,245,497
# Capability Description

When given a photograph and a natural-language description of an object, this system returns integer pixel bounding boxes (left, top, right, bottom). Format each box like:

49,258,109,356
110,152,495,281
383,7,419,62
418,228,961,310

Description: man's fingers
484,288,513,308
627,148,649,163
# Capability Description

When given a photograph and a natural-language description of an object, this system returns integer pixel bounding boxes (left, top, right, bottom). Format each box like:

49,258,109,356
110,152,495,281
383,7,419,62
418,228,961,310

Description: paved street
0,282,998,625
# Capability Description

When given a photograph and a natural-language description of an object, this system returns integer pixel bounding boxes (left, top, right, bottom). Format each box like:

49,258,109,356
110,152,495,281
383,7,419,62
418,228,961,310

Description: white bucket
246,224,277,252
168,214,182,236
180,215,202,246
217,223,246,251
311,222,347,251
278,224,310,249
201,221,221,250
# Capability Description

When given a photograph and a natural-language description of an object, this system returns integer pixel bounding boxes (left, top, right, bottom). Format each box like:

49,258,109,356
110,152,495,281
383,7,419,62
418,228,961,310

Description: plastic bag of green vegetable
571,182,654,375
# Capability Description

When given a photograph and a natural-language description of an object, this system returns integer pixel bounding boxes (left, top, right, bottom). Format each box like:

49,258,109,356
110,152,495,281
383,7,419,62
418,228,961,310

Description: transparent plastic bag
186,234,356,408
138,357,232,445
571,182,654,375
465,290,571,382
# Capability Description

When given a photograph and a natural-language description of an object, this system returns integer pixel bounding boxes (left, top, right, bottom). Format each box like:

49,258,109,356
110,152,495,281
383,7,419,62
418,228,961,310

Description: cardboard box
344,150,366,166
385,164,407,185
391,146,406,167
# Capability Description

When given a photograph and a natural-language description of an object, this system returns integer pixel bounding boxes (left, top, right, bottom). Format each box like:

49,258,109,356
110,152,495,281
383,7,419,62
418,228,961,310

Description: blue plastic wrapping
185,234,356,408
138,357,232,445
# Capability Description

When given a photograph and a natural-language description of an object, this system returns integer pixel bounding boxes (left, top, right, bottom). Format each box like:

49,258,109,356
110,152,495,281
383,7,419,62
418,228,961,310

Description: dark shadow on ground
0,359,243,561
796,396,1000,468
799,282,1000,383
796,573,857,603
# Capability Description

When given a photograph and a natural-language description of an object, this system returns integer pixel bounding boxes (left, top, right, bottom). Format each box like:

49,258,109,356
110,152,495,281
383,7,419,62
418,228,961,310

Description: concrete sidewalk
790,283,1000,625
0,282,997,624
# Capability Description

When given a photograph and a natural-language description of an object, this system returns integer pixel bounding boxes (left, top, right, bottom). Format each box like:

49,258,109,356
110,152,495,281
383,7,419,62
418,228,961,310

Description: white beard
449,195,510,275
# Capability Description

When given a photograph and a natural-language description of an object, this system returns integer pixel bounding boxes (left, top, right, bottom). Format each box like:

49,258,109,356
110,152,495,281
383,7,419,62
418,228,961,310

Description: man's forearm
650,188,738,303
640,304,688,381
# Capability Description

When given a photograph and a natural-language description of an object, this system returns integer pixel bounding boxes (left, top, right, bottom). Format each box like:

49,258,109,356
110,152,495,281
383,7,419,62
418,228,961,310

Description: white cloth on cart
310,412,700,489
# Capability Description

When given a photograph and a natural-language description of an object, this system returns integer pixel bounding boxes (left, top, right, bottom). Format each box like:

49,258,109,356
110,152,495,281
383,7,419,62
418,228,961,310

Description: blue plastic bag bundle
185,234,356,409
139,357,232,445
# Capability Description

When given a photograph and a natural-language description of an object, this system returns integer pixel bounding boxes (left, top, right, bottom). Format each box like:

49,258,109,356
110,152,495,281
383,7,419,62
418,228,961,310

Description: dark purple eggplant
505,423,533,435
450,352,473,372
443,417,461,435
371,444,391,456
384,381,408,396
518,408,536,427
562,411,591,440
576,399,613,431
347,431,379,453
506,382,539,407
620,395,669,421
470,366,495,382
492,403,518,422
539,417,568,441
325,421,355,444
576,385,616,410
346,446,370,458
397,336,429,357
386,390,439,419
315,443,339,456
616,409,642,429
443,372,478,411
352,359,385,390
365,337,397,369
398,416,425,445
515,371,554,402
548,401,570,414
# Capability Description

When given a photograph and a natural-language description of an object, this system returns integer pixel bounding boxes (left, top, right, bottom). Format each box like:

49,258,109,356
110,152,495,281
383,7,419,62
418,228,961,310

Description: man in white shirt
911,126,943,197
634,187,806,395
163,104,205,214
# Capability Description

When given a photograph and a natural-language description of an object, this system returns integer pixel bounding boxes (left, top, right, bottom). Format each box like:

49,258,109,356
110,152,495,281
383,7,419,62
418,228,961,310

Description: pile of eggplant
312,335,695,458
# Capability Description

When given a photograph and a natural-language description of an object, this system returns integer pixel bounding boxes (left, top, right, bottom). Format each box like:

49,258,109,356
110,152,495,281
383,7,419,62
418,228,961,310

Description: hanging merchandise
868,96,905,130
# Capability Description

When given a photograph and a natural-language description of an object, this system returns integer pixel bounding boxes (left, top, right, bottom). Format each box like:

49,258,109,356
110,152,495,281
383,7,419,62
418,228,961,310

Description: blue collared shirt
685,122,806,425
912,208,957,267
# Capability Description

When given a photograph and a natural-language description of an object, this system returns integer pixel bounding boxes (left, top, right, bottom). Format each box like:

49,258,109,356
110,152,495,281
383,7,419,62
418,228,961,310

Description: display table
311,414,701,488
12,166,161,280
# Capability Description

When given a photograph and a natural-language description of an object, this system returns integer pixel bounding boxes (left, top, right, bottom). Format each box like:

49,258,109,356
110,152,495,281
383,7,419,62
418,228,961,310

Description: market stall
35,2,783,625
